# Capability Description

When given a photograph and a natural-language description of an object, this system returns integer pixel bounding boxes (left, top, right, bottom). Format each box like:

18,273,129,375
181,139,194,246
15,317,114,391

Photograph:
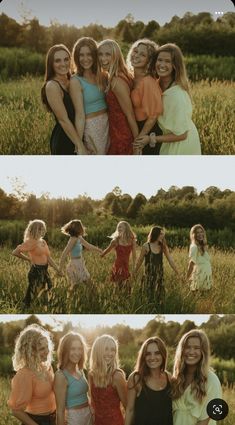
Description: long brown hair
57,332,87,370
172,329,210,401
149,43,190,94
132,337,167,387
72,37,98,76
41,44,71,110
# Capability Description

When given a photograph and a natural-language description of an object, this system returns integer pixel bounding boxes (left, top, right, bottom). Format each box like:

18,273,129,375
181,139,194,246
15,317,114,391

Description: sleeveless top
90,374,124,425
144,243,163,283
51,80,75,124
72,75,107,115
112,242,133,282
106,75,133,155
62,369,89,409
134,374,173,425
71,238,83,258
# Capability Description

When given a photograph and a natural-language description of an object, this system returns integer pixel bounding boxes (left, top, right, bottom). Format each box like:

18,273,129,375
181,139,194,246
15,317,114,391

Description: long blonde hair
24,219,46,241
172,329,210,401
111,221,136,245
98,39,132,91
12,324,53,373
190,224,207,254
57,332,87,370
89,334,122,388
150,43,190,94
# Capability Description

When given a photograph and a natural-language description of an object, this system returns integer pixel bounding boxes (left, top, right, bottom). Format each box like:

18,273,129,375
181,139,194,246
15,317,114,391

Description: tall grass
0,78,234,154
0,246,234,314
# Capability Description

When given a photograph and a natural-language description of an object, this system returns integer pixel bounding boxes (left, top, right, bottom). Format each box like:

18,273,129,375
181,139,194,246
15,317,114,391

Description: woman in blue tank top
125,337,173,425
54,332,93,425
59,219,102,289
41,44,86,155
70,37,110,155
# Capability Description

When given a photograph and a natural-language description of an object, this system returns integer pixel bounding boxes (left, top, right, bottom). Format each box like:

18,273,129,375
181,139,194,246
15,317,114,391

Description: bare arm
113,370,127,410
46,81,86,155
59,237,76,270
54,371,67,425
11,410,38,425
134,131,187,149
12,246,31,263
131,239,137,270
112,78,138,138
187,260,194,279
163,243,178,274
134,244,147,274
79,236,102,253
48,255,61,274
124,373,138,425
196,419,210,425
69,78,85,141
100,239,117,257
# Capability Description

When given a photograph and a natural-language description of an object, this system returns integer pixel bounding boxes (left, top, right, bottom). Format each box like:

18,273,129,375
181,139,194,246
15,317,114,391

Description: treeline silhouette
1,11,235,56
0,186,234,249
1,314,235,385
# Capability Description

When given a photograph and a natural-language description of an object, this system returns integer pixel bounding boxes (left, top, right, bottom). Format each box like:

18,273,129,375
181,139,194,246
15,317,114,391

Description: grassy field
1,377,234,425
0,78,234,155
0,246,234,314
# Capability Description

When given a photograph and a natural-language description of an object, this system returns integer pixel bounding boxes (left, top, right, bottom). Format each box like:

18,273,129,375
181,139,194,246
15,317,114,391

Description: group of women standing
41,37,201,155
8,324,221,425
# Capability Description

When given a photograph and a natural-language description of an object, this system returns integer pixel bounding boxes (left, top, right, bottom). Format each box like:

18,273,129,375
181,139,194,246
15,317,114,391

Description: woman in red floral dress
89,334,127,425
101,221,136,286
98,40,139,154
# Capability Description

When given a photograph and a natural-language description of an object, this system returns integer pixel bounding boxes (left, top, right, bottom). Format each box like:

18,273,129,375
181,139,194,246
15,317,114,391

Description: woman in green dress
187,224,212,291
172,329,222,425
134,43,201,155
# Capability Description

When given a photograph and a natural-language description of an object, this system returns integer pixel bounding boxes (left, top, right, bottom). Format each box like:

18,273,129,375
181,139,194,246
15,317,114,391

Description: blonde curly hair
12,324,53,372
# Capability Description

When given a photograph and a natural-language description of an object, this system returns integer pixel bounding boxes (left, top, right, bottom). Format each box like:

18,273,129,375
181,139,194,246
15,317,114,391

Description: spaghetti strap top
62,369,89,409
71,238,83,258
72,75,107,114
51,80,75,124
134,373,173,425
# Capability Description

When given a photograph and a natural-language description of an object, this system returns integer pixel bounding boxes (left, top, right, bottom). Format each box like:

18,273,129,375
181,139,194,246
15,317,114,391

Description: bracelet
149,132,157,147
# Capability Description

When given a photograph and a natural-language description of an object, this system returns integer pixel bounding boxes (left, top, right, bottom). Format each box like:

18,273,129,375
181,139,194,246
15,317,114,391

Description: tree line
0,314,235,385
0,185,234,232
1,11,235,56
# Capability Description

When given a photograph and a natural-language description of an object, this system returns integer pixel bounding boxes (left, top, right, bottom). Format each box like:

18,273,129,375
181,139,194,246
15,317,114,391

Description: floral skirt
66,406,93,425
66,258,90,286
84,113,110,155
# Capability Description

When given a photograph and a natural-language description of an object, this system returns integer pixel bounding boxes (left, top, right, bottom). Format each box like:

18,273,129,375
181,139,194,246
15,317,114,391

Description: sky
1,0,234,27
0,156,234,200
0,314,219,329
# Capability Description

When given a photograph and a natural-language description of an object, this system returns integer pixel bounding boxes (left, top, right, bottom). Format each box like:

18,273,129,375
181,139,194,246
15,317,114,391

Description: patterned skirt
66,258,90,286
84,113,110,155
66,406,93,425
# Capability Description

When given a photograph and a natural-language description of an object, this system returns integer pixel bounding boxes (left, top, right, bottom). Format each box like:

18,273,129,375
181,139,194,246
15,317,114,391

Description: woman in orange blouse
8,324,56,425
127,39,163,155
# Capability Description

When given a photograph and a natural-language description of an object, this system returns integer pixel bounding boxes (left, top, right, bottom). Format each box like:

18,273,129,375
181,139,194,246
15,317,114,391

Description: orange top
131,75,163,121
18,239,50,265
8,367,56,414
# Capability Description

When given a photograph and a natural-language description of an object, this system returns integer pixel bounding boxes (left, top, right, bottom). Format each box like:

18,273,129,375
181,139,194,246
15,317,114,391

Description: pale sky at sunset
0,156,234,200
0,314,217,329
1,0,233,27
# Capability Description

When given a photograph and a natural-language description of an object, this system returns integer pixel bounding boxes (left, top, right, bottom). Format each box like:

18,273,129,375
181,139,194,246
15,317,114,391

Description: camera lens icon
207,398,229,420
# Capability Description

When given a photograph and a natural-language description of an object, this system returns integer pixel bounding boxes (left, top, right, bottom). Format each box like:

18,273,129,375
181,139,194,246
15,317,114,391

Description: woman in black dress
134,226,178,306
41,44,86,155
125,336,173,425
